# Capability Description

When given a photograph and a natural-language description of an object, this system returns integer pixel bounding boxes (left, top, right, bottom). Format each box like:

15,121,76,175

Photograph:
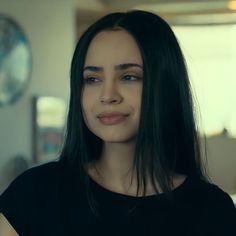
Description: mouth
98,114,129,125
97,112,129,118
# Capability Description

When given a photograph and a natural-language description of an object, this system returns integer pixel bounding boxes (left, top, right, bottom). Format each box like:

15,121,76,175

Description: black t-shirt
0,161,235,236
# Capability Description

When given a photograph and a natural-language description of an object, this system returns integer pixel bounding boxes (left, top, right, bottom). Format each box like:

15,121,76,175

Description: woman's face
81,29,143,143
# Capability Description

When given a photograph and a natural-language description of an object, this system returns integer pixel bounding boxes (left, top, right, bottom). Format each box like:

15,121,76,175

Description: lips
97,112,129,118
97,112,129,125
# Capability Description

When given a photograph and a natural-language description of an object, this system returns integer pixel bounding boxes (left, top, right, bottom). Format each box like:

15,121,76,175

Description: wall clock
0,14,32,107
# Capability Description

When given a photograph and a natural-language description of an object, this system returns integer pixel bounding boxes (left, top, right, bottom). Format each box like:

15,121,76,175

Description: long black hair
60,10,208,218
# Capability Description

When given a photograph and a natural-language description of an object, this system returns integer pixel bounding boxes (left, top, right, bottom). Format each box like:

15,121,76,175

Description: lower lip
98,115,128,125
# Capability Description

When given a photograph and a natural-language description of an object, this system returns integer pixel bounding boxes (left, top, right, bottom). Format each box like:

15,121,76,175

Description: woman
0,10,235,236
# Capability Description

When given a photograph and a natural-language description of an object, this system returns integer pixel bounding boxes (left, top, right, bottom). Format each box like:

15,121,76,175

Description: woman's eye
123,75,141,81
83,77,99,84
83,75,141,84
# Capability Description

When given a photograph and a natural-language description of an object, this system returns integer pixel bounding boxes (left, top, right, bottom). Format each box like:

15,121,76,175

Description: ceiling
76,0,236,25
100,0,223,8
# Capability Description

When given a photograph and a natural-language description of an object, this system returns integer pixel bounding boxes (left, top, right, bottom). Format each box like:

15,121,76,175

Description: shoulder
200,181,236,234
176,175,236,217
202,182,234,208
178,176,236,235
0,161,64,235
184,175,234,206
0,160,62,204
193,177,235,207
18,160,61,178
9,160,62,187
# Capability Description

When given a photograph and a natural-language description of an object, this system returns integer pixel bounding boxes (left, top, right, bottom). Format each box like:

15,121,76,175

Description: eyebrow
83,63,143,72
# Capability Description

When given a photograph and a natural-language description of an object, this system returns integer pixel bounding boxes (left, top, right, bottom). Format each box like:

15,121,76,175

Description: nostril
101,98,118,104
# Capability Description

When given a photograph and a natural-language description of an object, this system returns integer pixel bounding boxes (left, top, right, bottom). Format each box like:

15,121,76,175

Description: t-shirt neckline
89,174,191,200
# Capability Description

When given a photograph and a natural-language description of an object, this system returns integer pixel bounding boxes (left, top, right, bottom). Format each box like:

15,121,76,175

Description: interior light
228,1,236,10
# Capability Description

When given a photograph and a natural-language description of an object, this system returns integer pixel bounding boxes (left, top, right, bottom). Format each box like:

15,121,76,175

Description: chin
87,125,138,143
99,134,136,143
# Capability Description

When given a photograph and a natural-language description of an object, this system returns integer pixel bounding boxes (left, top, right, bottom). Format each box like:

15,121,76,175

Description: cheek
135,96,142,120
130,89,142,109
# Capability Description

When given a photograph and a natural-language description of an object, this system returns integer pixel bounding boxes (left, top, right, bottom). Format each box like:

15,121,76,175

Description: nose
100,80,122,105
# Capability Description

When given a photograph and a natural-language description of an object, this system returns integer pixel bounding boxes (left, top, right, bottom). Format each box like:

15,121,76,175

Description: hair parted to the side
60,10,208,219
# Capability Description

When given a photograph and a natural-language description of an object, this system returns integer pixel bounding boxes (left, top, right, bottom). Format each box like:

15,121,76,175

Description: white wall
174,25,236,195
0,0,77,193
174,25,236,137
206,135,236,194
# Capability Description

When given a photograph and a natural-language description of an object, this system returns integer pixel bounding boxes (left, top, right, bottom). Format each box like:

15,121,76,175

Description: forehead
84,29,143,66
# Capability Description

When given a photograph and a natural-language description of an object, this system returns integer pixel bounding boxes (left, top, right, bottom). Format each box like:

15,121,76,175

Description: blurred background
0,0,235,203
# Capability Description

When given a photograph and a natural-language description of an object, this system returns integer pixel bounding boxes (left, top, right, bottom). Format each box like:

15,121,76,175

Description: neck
88,141,161,196
100,142,135,177
87,141,187,196
89,141,140,193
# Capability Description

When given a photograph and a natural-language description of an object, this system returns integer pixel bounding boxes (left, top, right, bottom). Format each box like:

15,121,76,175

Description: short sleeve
205,185,236,235
0,170,34,235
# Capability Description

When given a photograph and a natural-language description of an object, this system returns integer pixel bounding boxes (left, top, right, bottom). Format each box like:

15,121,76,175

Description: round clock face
0,14,32,107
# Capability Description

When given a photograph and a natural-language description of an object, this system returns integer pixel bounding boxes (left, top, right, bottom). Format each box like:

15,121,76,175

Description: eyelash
83,75,141,84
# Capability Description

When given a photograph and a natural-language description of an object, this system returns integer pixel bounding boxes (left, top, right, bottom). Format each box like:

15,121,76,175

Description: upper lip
97,111,129,118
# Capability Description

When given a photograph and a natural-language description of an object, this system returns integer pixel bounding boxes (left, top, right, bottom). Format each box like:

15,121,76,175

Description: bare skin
87,161,187,197
0,213,19,236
